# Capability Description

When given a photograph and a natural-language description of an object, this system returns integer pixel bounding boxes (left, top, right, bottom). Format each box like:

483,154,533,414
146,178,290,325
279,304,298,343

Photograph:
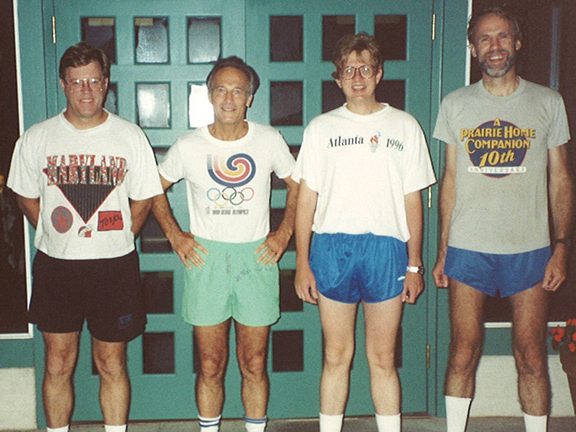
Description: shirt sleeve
403,118,437,194
158,138,187,184
6,133,42,199
127,128,163,200
293,123,320,191
546,93,570,149
271,130,296,179
433,97,459,146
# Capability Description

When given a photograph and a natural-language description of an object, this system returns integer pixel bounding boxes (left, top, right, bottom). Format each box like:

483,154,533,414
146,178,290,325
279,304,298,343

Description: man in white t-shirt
293,32,435,432
152,56,298,432
7,43,162,432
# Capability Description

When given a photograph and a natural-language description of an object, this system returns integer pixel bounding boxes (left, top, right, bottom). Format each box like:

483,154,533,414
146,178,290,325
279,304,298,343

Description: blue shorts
309,233,406,304
444,246,551,297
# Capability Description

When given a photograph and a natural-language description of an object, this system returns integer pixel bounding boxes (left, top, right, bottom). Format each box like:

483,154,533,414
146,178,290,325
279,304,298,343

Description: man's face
208,67,253,126
335,50,382,103
60,61,108,127
470,13,521,78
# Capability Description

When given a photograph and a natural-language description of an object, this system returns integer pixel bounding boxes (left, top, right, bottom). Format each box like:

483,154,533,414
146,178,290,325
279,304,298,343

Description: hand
432,257,449,288
294,265,319,304
169,232,208,269
402,272,424,304
542,250,568,292
256,229,291,265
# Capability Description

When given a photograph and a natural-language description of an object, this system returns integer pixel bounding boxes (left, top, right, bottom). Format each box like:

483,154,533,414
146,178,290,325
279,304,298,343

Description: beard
478,49,517,78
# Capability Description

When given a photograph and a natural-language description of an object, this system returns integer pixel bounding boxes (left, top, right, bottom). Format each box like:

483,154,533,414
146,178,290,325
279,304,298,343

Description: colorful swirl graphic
207,153,256,187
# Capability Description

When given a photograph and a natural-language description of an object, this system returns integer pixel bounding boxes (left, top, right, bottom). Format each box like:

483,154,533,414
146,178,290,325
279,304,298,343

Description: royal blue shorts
444,246,551,297
309,233,406,304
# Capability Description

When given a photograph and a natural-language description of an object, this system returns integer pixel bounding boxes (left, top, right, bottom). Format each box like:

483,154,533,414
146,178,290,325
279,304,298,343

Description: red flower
552,327,565,342
549,319,576,352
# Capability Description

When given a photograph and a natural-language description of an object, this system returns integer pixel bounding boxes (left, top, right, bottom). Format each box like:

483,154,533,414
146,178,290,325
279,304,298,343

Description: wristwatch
406,265,425,275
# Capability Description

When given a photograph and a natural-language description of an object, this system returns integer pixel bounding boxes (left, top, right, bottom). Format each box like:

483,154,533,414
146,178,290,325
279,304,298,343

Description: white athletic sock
445,395,472,432
47,427,69,432
319,413,344,432
523,412,547,432
199,414,221,432
104,425,127,432
375,413,401,432
244,415,267,432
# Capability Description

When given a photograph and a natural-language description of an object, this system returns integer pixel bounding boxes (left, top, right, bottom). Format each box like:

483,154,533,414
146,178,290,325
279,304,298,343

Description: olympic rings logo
207,186,255,206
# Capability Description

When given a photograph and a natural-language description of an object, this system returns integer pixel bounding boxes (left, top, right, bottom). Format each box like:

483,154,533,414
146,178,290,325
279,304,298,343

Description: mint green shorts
182,237,280,327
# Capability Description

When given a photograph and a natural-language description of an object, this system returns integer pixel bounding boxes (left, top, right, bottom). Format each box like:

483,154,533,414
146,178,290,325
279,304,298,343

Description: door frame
14,0,471,425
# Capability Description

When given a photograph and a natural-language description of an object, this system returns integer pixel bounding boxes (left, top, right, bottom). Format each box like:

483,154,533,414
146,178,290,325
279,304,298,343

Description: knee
448,337,482,372
513,343,547,376
45,351,77,379
323,343,354,371
198,352,227,382
366,349,396,373
93,353,127,379
238,351,267,380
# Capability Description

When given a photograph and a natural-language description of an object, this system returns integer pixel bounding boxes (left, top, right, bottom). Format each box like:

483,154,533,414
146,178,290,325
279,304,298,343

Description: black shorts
30,250,146,342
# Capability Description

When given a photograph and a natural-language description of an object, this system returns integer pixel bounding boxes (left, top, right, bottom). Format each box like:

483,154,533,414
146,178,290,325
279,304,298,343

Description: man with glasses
433,6,573,432
152,56,298,432
293,32,435,432
7,42,162,432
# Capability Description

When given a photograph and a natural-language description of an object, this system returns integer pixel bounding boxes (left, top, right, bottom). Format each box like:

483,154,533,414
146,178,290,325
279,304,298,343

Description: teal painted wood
247,0,434,417
14,0,54,428
429,0,471,417
15,0,476,425
23,0,248,423
0,340,34,367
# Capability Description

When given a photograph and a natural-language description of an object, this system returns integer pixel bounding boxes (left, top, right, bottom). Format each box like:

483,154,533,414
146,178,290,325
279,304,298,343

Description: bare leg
363,295,403,415
92,338,130,425
194,320,231,417
318,294,358,414
444,280,486,397
235,322,270,418
509,284,550,416
43,332,80,428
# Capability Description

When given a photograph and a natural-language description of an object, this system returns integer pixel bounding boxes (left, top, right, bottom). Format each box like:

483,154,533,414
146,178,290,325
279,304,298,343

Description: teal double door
31,0,438,423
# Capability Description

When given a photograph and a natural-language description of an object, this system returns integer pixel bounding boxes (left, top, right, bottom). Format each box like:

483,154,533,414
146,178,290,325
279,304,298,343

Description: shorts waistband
195,236,266,249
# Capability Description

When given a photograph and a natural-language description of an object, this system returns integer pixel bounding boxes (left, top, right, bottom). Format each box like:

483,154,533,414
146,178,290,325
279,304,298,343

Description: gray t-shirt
433,78,570,254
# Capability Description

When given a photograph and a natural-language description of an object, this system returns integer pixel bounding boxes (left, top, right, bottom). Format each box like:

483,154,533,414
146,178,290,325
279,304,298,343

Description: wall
0,0,46,428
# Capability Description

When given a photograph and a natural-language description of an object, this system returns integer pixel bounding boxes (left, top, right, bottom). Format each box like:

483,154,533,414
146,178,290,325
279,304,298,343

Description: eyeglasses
339,65,376,80
65,77,105,91
211,86,249,98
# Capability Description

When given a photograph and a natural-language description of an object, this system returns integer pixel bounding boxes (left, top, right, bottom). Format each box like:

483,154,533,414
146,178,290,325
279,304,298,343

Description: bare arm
151,175,207,268
130,198,152,236
16,195,40,228
432,143,456,288
256,176,299,264
294,179,319,304
543,144,574,291
403,190,425,304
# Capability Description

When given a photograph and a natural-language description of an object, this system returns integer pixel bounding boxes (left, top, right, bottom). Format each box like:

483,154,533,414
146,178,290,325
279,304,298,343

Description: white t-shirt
293,104,436,241
159,122,295,243
7,111,163,259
